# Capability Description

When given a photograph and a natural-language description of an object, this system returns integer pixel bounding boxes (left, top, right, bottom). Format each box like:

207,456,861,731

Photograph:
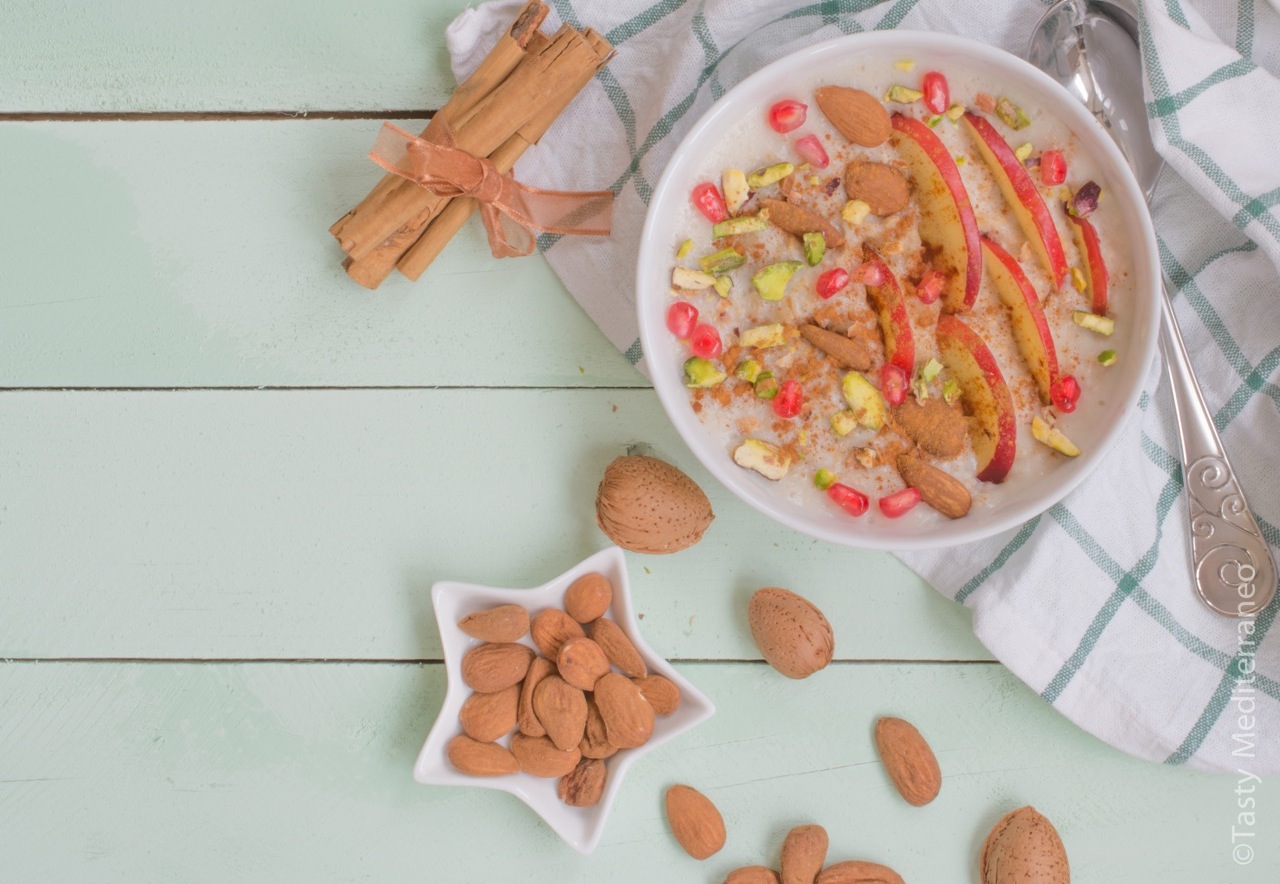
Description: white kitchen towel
447,0,1280,774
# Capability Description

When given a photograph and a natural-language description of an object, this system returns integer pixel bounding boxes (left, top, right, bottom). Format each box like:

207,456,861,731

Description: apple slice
862,252,914,373
935,314,1017,484
981,236,1060,404
1068,213,1109,315
960,112,1068,289
889,114,983,313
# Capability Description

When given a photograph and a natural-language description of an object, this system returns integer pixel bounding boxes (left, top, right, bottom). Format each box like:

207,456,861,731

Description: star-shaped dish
414,545,716,855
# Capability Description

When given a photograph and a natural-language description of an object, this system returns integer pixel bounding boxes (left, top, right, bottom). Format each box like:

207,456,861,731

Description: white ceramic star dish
414,545,715,855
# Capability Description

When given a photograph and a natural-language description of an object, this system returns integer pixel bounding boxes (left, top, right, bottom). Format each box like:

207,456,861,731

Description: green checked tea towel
448,0,1280,774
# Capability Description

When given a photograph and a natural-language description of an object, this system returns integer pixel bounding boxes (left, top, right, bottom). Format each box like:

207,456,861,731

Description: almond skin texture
590,617,648,678
594,672,655,748
457,604,530,643
557,757,608,807
509,733,581,778
665,784,726,860
815,86,892,147
892,398,967,458
517,655,554,737
725,868,781,884
532,675,588,752
580,696,618,759
843,159,910,215
747,588,834,679
446,734,519,777
759,198,845,248
458,683,519,743
530,608,585,660
816,862,904,884
780,824,828,884
633,674,681,716
596,454,714,554
896,453,972,519
564,572,613,623
875,716,942,806
460,642,535,693
556,636,613,691
799,324,873,371
980,806,1070,884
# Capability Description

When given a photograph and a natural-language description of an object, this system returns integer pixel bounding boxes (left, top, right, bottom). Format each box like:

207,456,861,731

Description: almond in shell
594,671,655,749
725,868,781,884
557,636,612,691
532,674,588,752
460,642,535,693
633,674,681,716
874,716,941,806
979,806,1070,884
780,824,828,884
590,617,648,678
817,861,904,884
458,683,519,743
557,757,608,807
517,655,554,737
896,453,971,519
815,86,892,147
747,588,834,679
579,696,618,759
665,784,726,860
564,571,613,623
759,198,845,249
457,603,530,643
531,608,585,659
446,734,519,777
595,454,714,554
509,733,581,778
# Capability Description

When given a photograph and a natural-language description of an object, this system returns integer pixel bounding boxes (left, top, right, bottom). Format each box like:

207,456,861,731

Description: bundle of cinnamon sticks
330,2,613,290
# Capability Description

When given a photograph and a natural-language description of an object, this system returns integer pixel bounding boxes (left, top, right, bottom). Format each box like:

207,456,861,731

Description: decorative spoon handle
1160,282,1276,616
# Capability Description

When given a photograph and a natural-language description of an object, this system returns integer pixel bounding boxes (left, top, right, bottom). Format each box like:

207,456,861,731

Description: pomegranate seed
666,301,699,339
879,487,922,518
881,363,909,407
772,379,804,418
850,261,888,286
816,267,850,298
916,269,946,304
921,71,950,115
1041,149,1067,186
691,182,728,223
768,99,808,133
689,323,723,359
1050,374,1081,413
827,482,869,517
794,134,830,169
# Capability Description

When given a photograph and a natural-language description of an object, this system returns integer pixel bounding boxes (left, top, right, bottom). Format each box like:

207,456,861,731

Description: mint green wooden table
0,3,1272,881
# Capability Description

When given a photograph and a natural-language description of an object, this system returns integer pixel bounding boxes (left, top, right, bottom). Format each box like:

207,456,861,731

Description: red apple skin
935,314,1017,484
864,256,915,374
961,112,1069,289
981,235,1060,404
890,114,982,314
1069,213,1110,315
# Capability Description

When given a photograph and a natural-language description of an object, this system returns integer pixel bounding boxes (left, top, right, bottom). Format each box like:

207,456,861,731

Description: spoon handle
1159,280,1276,616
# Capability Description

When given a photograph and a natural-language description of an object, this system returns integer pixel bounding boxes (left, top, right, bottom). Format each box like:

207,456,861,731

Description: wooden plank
0,388,984,662
0,120,643,389
0,660,1262,881
0,0,472,113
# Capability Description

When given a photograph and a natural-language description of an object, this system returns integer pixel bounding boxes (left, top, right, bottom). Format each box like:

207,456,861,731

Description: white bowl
413,546,715,855
636,31,1160,550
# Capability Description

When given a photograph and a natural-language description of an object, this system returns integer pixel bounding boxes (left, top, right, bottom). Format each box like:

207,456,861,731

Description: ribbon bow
369,122,613,258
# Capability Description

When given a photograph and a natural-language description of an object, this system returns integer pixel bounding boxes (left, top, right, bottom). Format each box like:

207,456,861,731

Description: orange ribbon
369,122,613,258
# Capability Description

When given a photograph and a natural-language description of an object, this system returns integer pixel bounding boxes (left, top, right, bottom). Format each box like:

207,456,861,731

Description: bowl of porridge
635,31,1160,550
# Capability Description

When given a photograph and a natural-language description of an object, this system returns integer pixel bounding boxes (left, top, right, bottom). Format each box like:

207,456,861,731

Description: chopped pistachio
813,468,838,490
955,154,967,165
808,175,821,186
942,378,961,404
910,377,930,401
1071,267,1088,292
945,102,966,122
711,214,768,238
722,168,749,213
739,323,787,349
698,247,746,274
803,232,826,266
1031,415,1081,457
841,199,871,226
926,114,944,128
995,96,1030,129
672,267,717,289
1073,310,1115,336
1014,142,1034,162
712,275,733,298
751,261,803,301
893,59,916,72
1098,349,1118,366
920,357,944,383
746,162,795,189
683,357,726,388
885,85,924,104
841,371,887,430
676,238,693,259
733,438,792,480
754,373,780,399
735,358,764,383
830,410,859,437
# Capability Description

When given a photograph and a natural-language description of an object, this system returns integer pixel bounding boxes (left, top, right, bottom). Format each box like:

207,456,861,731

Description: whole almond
595,454,714,554
800,324,872,371
446,734,519,777
509,733,581,778
747,588,834,679
531,608,585,659
815,86,892,147
780,824,828,884
816,861,904,884
460,642,535,693
532,675,588,752
580,697,618,759
665,784,726,860
594,672,656,748
893,398,967,458
518,655,554,737
896,453,972,519
457,603,529,643
725,868,781,884
633,674,681,716
980,806,1070,884
557,636,613,691
557,757,608,807
590,617,648,678
759,198,845,249
564,572,613,623
874,716,942,806
458,683,519,742
843,160,909,215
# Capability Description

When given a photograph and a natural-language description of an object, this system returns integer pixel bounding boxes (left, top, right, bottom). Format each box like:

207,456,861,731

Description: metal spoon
1027,0,1276,617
